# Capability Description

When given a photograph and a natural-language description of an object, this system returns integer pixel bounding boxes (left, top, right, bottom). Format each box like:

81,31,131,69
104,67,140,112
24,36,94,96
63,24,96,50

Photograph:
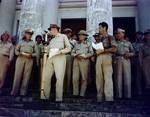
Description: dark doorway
61,18,86,35
113,17,136,42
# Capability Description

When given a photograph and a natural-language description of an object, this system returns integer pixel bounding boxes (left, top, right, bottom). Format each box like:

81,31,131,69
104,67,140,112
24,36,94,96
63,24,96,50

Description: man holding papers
40,24,71,102
72,30,93,97
96,22,117,102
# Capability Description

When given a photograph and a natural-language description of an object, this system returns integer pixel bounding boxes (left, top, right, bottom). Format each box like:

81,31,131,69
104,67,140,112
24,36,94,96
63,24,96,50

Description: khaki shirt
0,41,14,61
48,33,71,54
139,43,150,58
69,39,77,50
116,40,134,56
132,42,144,56
15,40,38,57
101,35,117,49
37,43,44,58
72,41,93,58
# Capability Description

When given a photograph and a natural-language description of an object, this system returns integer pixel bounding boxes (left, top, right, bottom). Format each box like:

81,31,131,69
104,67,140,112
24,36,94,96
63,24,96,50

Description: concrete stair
0,95,150,117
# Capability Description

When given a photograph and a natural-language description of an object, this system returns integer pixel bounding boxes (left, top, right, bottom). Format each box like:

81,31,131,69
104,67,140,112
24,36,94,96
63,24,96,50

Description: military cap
48,24,60,31
117,28,125,33
1,31,10,40
144,29,150,35
93,33,99,37
136,31,143,35
63,28,72,33
25,29,34,35
78,30,89,36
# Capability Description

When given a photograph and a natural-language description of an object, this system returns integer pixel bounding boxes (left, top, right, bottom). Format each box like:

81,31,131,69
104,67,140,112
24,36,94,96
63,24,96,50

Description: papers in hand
21,52,31,56
92,42,104,50
79,54,86,58
48,48,60,59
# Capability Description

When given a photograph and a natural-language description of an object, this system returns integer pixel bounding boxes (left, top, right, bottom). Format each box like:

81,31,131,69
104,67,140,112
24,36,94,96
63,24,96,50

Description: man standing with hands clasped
115,28,134,99
40,24,71,102
0,32,14,95
72,30,93,98
11,29,38,97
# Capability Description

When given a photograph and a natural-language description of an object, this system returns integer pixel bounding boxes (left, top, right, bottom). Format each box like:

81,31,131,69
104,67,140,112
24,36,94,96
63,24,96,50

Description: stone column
18,0,45,39
137,0,150,31
87,0,113,36
0,0,16,34
42,0,59,30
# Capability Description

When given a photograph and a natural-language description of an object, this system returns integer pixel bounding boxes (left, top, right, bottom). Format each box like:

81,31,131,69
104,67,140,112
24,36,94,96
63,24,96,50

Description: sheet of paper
79,53,86,58
92,42,104,50
48,48,60,59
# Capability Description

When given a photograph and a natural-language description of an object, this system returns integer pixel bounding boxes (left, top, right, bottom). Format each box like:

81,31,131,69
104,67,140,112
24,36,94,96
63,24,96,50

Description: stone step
0,96,150,115
0,108,149,117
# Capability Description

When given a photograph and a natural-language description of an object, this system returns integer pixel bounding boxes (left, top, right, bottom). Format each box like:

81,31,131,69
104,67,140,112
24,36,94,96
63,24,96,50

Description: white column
42,0,59,30
87,0,113,36
0,0,16,34
18,0,45,39
138,0,150,31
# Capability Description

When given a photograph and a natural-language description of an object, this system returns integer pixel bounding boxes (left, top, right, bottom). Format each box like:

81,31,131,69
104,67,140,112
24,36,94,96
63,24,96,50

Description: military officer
35,35,44,91
35,35,44,66
72,30,93,97
139,30,150,89
132,31,144,95
40,24,71,102
0,32,14,94
115,28,134,99
11,29,38,96
63,28,76,94
96,22,117,102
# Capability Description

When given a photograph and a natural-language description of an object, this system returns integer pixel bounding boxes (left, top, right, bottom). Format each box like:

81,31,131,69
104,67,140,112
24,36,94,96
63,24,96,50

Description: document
92,42,104,50
48,48,60,59
79,53,86,58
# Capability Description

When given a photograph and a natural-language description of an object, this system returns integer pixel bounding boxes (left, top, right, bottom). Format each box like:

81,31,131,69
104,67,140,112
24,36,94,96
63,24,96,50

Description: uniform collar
78,40,86,44
55,33,61,37
1,41,9,45
118,39,126,42
102,34,109,38
24,39,32,42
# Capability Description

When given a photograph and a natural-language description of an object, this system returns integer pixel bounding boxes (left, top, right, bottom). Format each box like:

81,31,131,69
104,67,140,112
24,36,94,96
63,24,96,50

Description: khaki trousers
143,56,150,88
96,54,114,101
133,57,142,95
72,58,89,97
64,55,73,93
116,57,131,98
40,54,66,101
11,56,33,96
0,55,9,90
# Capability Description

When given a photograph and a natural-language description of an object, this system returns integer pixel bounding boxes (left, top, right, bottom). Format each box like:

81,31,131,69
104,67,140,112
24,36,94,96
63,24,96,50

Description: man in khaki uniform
35,35,44,66
63,28,76,94
115,28,134,99
40,24,71,102
0,32,14,94
132,31,144,95
139,30,150,89
72,30,93,97
35,35,44,91
11,29,38,96
96,22,117,102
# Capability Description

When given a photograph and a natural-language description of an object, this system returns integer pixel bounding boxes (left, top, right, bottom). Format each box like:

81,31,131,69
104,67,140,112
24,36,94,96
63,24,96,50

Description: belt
116,54,125,57
19,53,32,59
3,54,9,58
0,54,9,58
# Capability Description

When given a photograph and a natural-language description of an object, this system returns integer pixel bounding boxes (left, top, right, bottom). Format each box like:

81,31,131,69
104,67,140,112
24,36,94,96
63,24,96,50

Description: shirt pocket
124,43,130,52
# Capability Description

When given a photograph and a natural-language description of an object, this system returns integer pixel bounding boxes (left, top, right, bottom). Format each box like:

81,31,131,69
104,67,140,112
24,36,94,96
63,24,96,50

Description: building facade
0,0,150,41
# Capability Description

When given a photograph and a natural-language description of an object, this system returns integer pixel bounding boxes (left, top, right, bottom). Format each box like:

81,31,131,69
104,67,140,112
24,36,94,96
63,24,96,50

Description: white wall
58,6,138,30
14,5,138,33
0,0,16,35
